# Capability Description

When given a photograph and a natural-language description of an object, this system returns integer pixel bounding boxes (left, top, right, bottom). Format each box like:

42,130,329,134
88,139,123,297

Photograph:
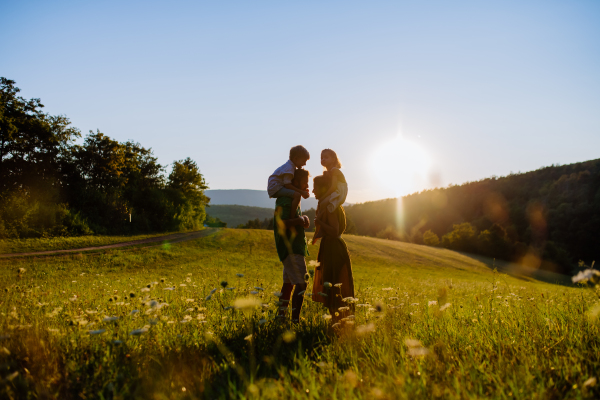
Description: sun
369,136,432,197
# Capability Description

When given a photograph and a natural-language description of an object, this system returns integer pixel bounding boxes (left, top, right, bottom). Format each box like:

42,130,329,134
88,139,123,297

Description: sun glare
370,136,432,197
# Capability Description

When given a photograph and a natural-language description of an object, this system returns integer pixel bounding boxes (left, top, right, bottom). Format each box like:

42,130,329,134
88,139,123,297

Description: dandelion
236,273,245,278
440,303,452,312
89,329,106,335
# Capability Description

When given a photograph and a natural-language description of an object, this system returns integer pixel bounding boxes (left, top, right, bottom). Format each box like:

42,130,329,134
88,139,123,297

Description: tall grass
0,229,598,399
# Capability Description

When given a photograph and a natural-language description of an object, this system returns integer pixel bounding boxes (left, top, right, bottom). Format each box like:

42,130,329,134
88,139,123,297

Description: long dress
312,206,355,316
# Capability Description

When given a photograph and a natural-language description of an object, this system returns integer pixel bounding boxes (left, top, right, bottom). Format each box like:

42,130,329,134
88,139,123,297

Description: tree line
343,160,600,274
0,78,209,238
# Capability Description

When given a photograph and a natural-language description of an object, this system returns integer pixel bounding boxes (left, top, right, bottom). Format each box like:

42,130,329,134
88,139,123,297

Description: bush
423,230,440,246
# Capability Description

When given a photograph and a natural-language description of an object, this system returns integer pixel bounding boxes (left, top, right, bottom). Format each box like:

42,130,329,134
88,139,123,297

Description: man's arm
285,215,310,229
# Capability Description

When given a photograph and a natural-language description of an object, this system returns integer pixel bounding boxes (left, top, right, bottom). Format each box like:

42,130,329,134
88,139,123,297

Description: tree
423,230,440,246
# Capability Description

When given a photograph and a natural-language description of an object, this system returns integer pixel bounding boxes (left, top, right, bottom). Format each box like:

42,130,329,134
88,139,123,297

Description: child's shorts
273,187,297,198
282,254,307,285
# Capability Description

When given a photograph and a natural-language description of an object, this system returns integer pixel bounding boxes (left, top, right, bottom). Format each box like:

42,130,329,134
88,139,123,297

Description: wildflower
164,287,175,291
345,320,355,325
572,269,600,283
220,281,228,288
323,314,332,320
356,323,376,335
282,330,296,343
338,306,350,312
141,288,150,292
308,260,320,267
244,334,253,341
236,273,245,278
89,329,106,335
186,299,195,303
382,287,393,291
324,282,332,288
129,326,150,335
342,297,359,303
583,377,596,388
405,338,430,356
233,297,262,311
331,323,341,329
428,301,438,306
180,284,187,287
17,268,26,275
334,283,342,288
439,303,452,312
197,314,206,320
5,371,19,381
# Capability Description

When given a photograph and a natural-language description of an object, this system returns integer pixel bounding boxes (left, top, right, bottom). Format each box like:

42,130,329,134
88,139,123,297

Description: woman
311,174,355,321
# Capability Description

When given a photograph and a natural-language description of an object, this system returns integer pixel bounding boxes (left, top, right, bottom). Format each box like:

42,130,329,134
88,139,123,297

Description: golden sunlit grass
0,229,598,399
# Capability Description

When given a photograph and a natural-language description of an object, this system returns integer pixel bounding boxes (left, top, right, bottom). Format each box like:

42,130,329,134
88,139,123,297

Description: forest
0,78,209,238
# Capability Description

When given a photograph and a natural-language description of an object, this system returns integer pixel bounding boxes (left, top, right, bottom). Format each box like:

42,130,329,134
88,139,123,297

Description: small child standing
268,145,311,219
312,149,347,244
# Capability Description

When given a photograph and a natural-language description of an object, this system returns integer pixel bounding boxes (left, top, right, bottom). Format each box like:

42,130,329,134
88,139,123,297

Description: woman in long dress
311,174,354,321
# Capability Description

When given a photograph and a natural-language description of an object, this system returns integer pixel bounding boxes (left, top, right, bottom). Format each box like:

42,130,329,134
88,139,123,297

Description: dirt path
0,228,219,258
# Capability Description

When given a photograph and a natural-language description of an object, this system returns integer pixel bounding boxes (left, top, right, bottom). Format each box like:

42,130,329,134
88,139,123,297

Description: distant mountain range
206,189,320,210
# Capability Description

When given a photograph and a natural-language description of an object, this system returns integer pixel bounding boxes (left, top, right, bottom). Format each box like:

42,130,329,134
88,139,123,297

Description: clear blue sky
2,0,599,202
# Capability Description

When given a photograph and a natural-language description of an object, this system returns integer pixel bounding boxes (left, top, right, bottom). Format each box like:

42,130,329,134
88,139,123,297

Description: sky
2,0,599,203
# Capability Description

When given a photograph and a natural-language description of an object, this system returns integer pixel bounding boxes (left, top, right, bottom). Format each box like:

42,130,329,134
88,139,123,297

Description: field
206,205,276,227
0,229,598,399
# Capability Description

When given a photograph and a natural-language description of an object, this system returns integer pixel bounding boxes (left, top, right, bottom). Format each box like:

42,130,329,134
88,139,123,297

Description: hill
206,205,275,227
206,189,322,210
345,158,600,274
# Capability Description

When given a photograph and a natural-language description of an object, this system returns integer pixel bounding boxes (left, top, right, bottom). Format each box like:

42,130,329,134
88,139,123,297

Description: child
267,145,311,219
312,149,347,243
274,168,311,323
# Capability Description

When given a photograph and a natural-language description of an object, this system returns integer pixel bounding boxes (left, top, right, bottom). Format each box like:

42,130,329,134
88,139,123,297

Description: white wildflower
356,323,376,335
428,301,438,306
334,283,342,288
439,303,452,312
322,314,332,320
233,297,262,311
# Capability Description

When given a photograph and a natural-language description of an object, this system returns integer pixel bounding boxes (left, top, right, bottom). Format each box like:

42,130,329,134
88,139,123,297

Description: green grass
0,229,598,399
0,231,193,254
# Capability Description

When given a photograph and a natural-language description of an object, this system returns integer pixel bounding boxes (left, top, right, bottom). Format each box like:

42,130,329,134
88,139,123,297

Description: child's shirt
267,160,297,198
323,168,348,213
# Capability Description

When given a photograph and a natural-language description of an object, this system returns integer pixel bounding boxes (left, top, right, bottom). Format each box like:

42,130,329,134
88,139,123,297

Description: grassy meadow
0,229,599,399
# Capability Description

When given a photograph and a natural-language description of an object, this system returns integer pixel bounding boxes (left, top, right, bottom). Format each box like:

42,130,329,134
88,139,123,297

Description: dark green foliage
345,160,600,273
0,78,209,238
